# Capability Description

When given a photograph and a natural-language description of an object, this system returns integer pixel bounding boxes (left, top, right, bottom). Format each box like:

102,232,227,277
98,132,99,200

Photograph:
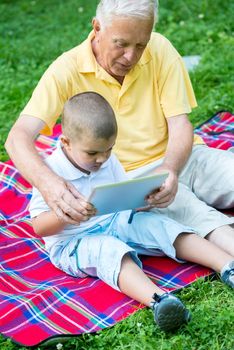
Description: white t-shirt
29,142,128,251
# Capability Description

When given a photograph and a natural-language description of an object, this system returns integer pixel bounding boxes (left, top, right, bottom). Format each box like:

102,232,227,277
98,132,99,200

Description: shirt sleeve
29,187,50,218
150,33,197,118
20,55,74,135
159,56,197,118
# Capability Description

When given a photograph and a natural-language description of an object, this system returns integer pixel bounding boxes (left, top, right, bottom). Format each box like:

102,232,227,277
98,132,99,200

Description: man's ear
60,135,71,150
92,18,101,34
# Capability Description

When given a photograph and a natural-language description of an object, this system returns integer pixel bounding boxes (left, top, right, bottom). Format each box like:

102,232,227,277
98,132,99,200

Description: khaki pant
128,145,234,237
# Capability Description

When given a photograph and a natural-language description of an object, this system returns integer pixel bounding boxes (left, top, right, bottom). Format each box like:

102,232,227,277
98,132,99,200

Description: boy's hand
40,175,96,224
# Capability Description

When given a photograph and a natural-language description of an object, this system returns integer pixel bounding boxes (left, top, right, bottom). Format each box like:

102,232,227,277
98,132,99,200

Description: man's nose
123,48,137,63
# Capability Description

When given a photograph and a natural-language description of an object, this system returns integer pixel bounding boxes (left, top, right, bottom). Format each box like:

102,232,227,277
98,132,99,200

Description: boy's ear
60,135,71,149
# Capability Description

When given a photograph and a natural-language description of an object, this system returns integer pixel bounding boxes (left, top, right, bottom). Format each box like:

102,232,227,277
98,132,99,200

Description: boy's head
61,92,117,173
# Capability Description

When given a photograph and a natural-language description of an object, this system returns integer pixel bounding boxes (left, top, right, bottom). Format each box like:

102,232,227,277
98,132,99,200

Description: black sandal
151,292,191,332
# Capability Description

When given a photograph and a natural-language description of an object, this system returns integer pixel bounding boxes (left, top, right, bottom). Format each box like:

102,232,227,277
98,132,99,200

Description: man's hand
5,115,96,223
145,166,178,208
40,175,96,224
145,114,193,208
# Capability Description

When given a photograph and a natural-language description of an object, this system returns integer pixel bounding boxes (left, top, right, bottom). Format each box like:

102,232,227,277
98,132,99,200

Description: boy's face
61,134,116,174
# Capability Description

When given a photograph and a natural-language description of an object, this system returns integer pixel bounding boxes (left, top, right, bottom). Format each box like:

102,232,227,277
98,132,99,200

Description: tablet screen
88,172,168,215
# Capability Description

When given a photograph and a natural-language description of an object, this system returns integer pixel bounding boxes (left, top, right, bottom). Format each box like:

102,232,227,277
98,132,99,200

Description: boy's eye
87,152,97,156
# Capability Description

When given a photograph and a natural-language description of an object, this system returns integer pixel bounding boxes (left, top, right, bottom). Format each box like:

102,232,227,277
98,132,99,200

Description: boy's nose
96,153,108,163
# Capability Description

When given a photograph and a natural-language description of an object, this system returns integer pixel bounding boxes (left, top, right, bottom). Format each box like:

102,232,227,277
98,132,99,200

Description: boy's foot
151,292,191,332
221,261,234,289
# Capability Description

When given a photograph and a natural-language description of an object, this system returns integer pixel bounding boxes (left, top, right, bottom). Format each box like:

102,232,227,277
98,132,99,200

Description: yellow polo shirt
21,31,203,171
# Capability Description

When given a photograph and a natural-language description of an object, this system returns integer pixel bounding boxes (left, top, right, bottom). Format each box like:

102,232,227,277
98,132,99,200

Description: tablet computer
88,172,168,215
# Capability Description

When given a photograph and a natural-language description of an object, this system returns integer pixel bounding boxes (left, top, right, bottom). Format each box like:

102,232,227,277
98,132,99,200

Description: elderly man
5,0,234,258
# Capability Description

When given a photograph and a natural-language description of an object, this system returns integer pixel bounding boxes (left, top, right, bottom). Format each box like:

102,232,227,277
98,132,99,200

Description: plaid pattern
0,112,233,347
194,110,234,149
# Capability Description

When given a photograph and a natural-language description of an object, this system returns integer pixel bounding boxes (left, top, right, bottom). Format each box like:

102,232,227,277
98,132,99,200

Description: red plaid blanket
0,111,233,347
194,110,234,149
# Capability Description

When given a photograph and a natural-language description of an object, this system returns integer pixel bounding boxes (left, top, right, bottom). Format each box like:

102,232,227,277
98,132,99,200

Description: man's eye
117,43,125,47
137,44,146,50
114,40,126,48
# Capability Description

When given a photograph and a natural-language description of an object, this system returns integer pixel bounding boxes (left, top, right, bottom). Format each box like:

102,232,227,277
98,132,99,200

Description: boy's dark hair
62,92,117,140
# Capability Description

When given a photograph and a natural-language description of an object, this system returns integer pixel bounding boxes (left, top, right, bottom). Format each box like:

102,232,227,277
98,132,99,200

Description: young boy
30,92,234,332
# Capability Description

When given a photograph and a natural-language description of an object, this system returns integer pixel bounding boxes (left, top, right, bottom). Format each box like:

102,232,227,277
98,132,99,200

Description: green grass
0,0,234,349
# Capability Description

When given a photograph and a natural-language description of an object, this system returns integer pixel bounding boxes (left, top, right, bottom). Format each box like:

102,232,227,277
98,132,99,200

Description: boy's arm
32,210,67,237
5,116,95,224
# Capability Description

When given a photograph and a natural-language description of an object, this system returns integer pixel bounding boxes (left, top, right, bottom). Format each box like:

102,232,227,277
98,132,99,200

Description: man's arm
5,115,96,223
147,114,194,208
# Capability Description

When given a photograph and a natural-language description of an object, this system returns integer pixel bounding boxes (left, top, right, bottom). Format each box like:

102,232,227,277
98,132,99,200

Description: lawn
0,0,234,349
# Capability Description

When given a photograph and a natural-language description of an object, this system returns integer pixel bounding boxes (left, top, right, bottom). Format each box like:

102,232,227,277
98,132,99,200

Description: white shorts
128,145,234,237
49,211,195,291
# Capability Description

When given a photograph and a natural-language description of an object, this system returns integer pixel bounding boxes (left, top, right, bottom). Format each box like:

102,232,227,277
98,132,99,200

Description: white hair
95,0,158,28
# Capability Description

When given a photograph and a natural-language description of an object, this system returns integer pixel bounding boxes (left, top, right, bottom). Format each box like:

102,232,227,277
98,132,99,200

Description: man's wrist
159,162,179,176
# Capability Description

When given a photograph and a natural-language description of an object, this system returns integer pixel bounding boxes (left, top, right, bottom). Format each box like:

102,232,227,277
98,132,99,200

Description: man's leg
129,146,234,254
179,145,234,209
178,146,234,255
155,182,234,244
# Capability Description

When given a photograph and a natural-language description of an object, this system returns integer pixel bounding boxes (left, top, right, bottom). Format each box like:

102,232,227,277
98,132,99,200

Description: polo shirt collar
53,140,108,181
77,31,98,73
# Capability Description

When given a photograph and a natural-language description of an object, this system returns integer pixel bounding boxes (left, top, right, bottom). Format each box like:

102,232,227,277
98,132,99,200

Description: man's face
92,17,153,80
61,134,116,174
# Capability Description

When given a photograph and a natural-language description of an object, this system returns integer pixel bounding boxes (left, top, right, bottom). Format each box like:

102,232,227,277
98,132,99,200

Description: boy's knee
78,235,133,290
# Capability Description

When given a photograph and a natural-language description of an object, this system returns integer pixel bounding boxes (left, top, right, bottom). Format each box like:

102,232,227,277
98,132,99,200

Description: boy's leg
54,234,191,332
174,233,234,288
118,253,191,332
115,211,234,290
174,233,234,269
206,225,234,256
118,253,164,305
